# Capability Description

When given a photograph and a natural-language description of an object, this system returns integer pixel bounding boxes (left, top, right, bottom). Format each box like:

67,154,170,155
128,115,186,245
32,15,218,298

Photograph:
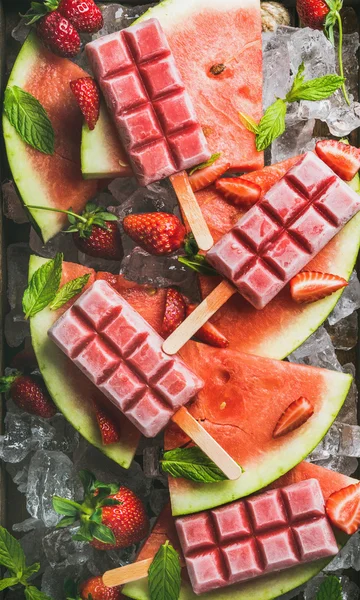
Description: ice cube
337,364,358,426
42,526,93,568
288,326,342,371
325,533,360,572
29,228,79,262
0,412,33,463
2,181,29,224
149,486,169,516
41,565,90,600
311,455,358,476
270,120,315,163
13,517,43,533
327,312,358,351
108,177,139,202
328,271,360,326
121,246,196,290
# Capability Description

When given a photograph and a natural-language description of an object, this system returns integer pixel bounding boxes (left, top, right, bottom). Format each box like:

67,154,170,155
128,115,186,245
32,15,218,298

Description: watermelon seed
210,63,226,75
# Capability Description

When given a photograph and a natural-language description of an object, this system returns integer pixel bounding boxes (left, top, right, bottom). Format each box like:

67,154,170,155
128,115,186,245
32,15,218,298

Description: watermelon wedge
3,33,100,242
198,163,360,359
81,0,264,177
122,463,358,600
166,343,351,515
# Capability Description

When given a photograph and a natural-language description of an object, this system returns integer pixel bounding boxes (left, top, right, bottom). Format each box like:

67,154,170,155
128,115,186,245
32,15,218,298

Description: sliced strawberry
290,271,348,304
189,161,231,192
315,140,360,181
215,177,261,207
94,400,121,445
161,288,186,338
326,482,360,534
273,397,314,439
186,304,229,348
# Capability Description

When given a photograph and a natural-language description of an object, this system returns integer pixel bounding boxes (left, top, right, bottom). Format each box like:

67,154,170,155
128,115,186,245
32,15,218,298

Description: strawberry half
93,400,121,445
70,77,100,131
161,288,186,338
189,160,231,192
326,482,360,535
215,177,261,207
186,304,229,348
290,271,348,304
273,397,314,439
316,140,360,181
122,212,186,255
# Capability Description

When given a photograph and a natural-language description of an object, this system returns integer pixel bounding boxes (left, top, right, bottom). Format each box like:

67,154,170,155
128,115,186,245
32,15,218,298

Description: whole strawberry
65,577,122,600
123,212,186,255
0,371,56,418
58,0,103,33
36,11,81,58
70,77,100,131
53,470,149,550
296,0,330,29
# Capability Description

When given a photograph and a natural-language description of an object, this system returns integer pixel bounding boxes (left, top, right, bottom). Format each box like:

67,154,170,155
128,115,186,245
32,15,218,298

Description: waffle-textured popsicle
48,281,241,479
86,19,214,251
102,479,338,590
163,152,360,354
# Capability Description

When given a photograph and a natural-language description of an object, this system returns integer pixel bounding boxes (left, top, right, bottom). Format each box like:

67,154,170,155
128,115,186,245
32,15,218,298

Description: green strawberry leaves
188,152,221,176
148,541,181,600
316,576,343,600
23,253,90,318
4,86,55,155
24,0,59,25
178,233,218,276
161,447,240,483
240,62,345,151
0,526,49,597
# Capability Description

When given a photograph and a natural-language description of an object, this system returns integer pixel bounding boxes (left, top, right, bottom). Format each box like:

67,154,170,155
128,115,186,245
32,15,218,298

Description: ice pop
163,152,360,354
48,281,241,479
86,19,214,251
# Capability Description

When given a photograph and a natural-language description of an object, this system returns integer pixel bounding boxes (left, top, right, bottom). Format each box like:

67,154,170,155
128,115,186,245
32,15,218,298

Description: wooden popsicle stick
172,407,241,481
163,279,236,355
103,557,153,587
170,171,213,252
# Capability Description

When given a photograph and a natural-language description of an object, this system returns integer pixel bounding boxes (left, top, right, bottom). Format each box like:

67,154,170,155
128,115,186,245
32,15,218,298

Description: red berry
58,0,103,33
296,0,329,30
73,222,123,261
70,77,100,131
122,213,186,256
36,11,80,58
215,177,261,207
4,374,57,419
273,397,314,439
326,482,360,535
290,271,348,304
316,140,360,181
186,304,229,348
80,576,122,600
189,160,231,192
94,400,121,445
161,288,186,338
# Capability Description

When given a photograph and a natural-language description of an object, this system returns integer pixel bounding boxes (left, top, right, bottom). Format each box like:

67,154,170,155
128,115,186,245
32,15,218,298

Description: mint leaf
148,541,181,600
183,233,199,257
315,576,342,600
53,496,82,516
25,586,52,600
4,86,55,155
22,253,63,319
239,112,260,134
0,526,26,576
161,447,238,483
255,99,287,152
189,153,221,176
0,577,20,591
178,254,218,276
49,273,90,310
286,63,344,103
23,562,40,580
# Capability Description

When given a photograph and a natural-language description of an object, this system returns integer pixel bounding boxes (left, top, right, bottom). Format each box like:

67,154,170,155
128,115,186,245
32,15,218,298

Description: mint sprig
316,576,343,600
161,447,239,483
0,526,50,598
49,273,90,310
189,152,221,176
178,233,218,277
148,541,181,600
322,0,349,105
4,86,55,155
240,62,344,151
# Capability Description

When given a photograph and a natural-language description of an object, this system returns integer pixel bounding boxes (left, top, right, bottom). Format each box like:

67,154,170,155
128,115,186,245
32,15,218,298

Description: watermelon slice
29,257,166,468
81,0,264,177
198,163,360,359
122,463,358,600
166,343,351,515
3,33,100,242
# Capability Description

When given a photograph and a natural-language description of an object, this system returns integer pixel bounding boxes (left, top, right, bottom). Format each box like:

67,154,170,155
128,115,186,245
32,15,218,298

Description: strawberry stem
27,205,88,224
335,11,350,106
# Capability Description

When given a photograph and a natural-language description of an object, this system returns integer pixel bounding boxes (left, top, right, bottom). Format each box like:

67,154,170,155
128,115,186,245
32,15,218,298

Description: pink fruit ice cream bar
48,280,203,437
176,479,338,595
207,152,360,309
86,19,211,186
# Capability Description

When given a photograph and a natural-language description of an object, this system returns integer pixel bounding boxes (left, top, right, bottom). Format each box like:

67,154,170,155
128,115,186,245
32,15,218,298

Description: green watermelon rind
29,255,138,469
122,559,330,600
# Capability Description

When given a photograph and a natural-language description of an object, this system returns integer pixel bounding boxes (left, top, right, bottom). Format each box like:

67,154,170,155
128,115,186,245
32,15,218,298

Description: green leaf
178,255,218,276
161,447,239,483
25,585,52,600
0,577,19,591
23,562,40,580
64,578,79,600
22,253,63,319
56,515,77,529
97,212,118,222
52,496,82,517
148,541,181,600
49,273,90,310
90,523,116,545
286,73,344,103
315,576,343,600
99,498,121,507
0,526,26,576
4,86,55,155
89,508,102,524
188,153,221,176
78,470,96,495
255,99,287,152
238,112,260,134
183,233,199,257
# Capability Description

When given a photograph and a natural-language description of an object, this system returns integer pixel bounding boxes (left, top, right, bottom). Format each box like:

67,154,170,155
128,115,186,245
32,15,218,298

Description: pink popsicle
86,19,211,187
176,479,338,595
48,280,203,438
207,152,360,309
